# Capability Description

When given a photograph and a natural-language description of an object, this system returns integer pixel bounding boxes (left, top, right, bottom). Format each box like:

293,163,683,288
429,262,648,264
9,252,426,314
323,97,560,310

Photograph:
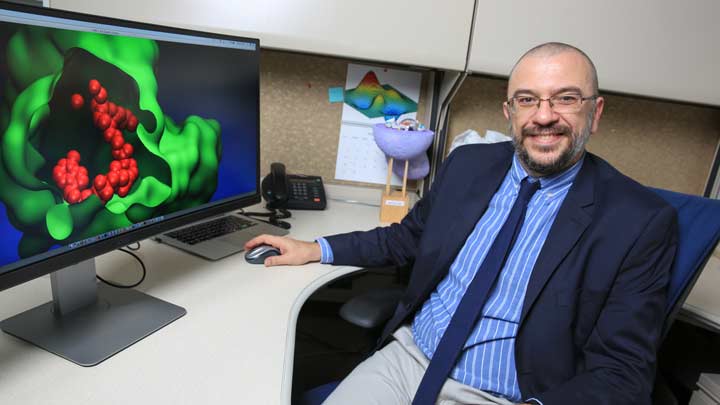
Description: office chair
650,188,720,339
299,188,720,405
650,188,720,405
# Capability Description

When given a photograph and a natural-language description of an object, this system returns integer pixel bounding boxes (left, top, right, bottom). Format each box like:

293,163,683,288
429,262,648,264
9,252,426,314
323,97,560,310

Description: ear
590,96,605,133
503,101,510,121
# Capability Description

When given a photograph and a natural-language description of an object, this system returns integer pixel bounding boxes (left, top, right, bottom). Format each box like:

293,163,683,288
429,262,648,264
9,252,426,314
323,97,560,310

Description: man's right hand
244,234,322,267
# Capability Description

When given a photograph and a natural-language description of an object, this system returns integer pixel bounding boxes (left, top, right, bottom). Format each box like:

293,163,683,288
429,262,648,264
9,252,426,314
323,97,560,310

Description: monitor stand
0,259,186,366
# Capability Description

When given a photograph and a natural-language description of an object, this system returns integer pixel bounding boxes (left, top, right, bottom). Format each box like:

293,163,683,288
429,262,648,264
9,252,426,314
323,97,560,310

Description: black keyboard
165,216,257,245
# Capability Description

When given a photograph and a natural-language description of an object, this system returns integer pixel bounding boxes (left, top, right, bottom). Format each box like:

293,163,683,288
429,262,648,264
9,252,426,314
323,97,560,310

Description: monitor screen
0,4,260,290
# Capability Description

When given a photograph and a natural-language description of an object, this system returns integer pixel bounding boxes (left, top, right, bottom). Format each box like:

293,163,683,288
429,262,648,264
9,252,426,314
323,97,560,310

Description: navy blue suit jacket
325,142,678,404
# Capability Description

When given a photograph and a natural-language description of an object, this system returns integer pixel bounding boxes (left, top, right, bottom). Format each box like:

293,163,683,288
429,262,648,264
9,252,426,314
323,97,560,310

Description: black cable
268,216,291,230
239,208,292,229
255,215,291,230
125,241,141,251
96,247,147,289
240,208,291,219
240,210,273,217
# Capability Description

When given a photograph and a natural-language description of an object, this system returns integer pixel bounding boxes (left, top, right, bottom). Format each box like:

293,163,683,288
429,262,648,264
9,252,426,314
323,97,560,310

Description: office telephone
261,162,327,210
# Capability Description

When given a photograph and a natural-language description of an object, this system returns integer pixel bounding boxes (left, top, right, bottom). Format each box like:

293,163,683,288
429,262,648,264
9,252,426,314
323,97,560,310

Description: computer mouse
244,244,281,264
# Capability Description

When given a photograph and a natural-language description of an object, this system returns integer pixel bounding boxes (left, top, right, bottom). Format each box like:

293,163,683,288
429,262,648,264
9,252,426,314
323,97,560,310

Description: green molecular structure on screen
0,26,221,258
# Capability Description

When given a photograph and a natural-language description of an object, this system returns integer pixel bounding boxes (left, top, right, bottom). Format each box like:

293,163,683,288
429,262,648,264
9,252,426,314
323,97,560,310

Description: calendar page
335,123,402,185
334,63,421,185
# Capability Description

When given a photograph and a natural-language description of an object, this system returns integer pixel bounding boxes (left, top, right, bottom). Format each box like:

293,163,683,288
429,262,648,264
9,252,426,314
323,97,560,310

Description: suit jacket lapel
519,155,596,325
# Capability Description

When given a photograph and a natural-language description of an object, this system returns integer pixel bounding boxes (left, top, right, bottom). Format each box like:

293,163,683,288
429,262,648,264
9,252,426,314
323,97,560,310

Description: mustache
521,125,571,137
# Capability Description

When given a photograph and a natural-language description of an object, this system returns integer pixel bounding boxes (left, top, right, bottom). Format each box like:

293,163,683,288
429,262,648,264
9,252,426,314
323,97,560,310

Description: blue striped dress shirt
318,153,583,403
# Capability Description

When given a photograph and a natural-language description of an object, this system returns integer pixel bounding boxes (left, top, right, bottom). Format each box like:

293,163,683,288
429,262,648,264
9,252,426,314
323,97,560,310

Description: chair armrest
339,288,404,329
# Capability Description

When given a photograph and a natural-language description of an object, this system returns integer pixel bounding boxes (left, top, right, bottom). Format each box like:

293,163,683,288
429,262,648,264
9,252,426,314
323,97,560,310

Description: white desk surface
0,184,385,405
0,184,719,404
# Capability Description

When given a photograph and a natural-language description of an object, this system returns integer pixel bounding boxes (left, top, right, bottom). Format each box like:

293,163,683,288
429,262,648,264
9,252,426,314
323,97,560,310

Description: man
246,43,678,405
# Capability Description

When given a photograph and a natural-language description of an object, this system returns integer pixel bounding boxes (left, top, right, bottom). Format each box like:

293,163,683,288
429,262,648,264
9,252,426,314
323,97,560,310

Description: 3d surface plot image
344,71,418,118
0,26,221,258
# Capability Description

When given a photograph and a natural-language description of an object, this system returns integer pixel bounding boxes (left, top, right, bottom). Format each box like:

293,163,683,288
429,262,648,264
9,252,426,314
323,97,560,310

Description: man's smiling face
503,50,604,177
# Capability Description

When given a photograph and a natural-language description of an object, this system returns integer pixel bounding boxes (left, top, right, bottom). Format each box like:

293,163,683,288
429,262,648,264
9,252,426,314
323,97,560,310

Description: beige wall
446,75,720,195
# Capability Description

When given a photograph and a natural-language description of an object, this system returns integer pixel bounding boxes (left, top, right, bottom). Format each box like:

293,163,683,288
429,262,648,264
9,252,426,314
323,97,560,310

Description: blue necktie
412,177,540,405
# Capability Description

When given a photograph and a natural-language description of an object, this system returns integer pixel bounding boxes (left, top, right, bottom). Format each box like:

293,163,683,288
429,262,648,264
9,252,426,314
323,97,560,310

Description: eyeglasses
507,93,597,114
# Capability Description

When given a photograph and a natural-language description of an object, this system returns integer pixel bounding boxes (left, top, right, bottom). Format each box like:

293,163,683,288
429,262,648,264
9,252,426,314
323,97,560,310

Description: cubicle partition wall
258,50,430,190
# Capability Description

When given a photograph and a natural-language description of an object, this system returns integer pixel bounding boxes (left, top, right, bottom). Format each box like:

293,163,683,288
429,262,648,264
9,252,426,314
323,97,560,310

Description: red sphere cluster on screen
91,158,138,201
54,79,141,205
52,150,93,204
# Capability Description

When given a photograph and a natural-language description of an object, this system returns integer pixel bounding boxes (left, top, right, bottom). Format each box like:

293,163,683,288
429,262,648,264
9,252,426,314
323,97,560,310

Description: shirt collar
510,152,585,192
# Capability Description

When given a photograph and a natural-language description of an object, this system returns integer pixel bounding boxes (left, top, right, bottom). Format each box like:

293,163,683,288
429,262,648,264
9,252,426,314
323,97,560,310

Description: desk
0,184,384,405
1,184,719,404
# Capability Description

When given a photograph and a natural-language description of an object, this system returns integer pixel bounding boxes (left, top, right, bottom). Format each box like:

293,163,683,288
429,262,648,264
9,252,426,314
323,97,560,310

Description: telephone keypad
287,175,326,210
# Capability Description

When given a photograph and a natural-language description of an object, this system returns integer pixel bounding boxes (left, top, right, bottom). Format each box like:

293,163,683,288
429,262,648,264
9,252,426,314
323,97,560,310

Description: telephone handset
261,162,327,210
263,162,289,206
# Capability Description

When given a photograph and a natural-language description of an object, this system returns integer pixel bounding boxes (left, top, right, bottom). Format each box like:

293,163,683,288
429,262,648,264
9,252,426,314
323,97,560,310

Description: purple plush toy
373,123,434,180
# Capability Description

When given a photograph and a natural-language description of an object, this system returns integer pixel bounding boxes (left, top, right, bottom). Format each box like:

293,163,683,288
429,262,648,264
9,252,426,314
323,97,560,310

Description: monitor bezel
0,1,262,292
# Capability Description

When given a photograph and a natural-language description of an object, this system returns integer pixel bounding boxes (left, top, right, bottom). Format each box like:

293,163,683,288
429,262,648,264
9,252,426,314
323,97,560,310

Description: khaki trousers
322,326,516,405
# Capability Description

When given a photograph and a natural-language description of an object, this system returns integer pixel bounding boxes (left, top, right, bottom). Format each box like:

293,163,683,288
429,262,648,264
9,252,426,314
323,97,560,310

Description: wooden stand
380,157,410,224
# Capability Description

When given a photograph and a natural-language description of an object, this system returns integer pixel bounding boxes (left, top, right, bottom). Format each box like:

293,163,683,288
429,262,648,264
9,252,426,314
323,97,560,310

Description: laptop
154,212,288,261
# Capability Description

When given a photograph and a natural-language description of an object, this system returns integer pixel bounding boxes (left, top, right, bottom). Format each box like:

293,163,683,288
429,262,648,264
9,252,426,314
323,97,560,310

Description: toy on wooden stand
372,120,434,223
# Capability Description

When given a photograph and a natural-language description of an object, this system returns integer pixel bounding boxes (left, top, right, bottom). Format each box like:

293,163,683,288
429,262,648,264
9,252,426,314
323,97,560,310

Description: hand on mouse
244,235,321,267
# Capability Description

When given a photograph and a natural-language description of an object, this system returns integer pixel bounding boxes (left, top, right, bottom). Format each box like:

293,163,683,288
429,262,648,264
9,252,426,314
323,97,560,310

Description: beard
510,110,595,176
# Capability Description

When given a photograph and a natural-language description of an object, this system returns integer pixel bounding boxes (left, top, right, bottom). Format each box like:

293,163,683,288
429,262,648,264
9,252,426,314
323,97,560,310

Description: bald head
508,42,598,96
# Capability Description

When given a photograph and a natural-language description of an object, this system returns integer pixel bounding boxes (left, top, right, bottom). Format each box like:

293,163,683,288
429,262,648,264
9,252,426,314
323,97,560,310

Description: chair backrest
650,188,720,338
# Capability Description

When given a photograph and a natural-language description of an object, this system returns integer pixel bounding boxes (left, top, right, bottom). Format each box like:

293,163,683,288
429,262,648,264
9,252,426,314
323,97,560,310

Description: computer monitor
0,2,260,365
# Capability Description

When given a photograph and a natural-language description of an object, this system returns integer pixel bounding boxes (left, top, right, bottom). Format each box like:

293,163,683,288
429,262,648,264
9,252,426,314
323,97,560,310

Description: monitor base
0,275,186,366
